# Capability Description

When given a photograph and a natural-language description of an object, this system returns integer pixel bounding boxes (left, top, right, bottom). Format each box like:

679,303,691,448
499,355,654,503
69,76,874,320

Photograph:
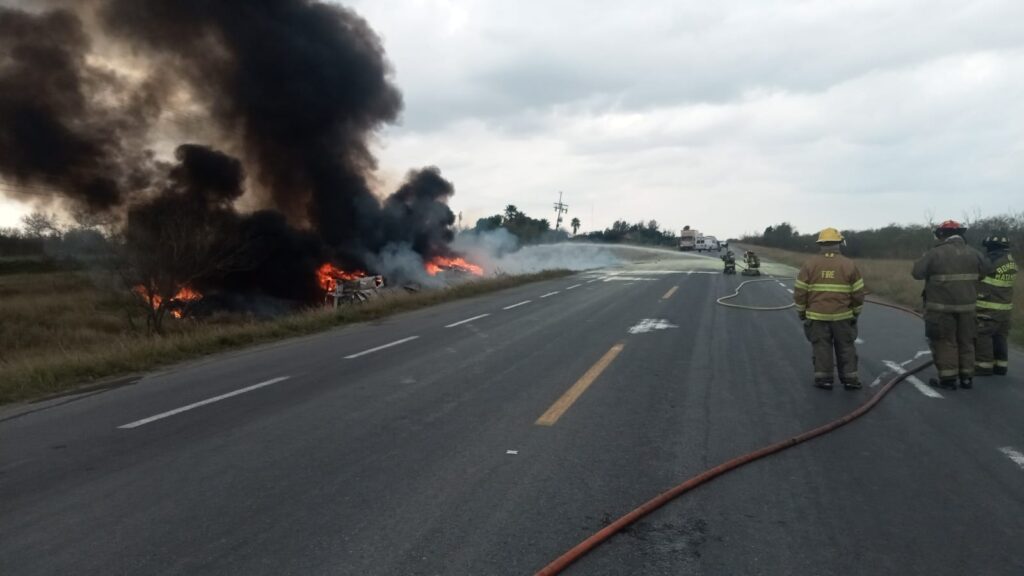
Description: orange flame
133,285,203,319
425,255,484,276
316,262,366,292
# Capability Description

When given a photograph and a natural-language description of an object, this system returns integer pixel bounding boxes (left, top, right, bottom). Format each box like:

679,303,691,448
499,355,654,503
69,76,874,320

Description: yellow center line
661,286,679,300
535,343,625,426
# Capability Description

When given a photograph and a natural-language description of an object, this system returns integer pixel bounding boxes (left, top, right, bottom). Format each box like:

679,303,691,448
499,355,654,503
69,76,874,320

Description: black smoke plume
0,7,156,209
100,0,404,244
0,1,465,304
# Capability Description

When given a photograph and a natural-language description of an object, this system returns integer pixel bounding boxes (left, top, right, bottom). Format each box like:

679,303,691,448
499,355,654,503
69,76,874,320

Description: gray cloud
350,0,1024,237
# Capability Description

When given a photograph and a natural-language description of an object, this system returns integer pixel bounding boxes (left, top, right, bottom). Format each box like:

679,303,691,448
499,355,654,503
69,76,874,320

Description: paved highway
2,252,1022,575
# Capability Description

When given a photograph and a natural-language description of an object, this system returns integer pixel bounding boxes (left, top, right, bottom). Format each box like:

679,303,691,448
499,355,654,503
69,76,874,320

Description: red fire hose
535,297,931,576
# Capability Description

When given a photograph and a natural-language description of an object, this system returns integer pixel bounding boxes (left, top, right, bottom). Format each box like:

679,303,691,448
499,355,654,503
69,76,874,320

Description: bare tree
20,211,60,238
119,196,249,334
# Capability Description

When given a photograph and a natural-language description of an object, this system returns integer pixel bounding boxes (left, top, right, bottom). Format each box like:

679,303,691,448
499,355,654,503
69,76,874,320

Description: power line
0,183,63,197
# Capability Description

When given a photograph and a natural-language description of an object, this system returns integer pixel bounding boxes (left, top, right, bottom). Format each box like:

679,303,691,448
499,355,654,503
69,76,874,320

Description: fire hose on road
715,277,796,311
535,281,932,576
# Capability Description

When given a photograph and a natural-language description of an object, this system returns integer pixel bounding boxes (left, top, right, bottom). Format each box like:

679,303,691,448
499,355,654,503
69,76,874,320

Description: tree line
471,206,680,247
742,213,1024,260
577,219,678,246
0,211,112,262
473,205,569,244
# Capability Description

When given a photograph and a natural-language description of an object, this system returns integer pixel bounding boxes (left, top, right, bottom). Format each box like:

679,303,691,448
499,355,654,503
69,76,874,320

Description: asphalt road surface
2,251,1023,575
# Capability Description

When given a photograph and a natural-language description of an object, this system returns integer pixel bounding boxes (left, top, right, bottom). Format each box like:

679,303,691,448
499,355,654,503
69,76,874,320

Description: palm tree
570,217,581,236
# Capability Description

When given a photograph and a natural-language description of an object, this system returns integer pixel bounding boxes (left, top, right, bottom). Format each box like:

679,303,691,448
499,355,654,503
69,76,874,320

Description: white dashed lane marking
119,376,291,429
566,284,582,290
345,336,420,359
445,314,490,328
540,291,560,298
999,447,1024,471
503,300,531,310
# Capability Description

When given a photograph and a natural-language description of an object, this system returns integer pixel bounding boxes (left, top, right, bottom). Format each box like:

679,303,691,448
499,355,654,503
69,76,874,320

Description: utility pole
553,191,568,230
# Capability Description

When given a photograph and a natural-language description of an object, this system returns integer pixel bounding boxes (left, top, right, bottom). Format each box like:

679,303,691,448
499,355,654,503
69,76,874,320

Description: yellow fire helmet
816,227,844,243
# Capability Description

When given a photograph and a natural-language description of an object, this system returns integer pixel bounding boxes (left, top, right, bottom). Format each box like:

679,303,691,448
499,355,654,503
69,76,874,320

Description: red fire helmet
937,219,964,231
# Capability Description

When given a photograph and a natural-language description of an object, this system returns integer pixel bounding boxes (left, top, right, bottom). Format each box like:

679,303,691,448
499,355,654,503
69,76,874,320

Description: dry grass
0,269,571,404
742,244,1023,346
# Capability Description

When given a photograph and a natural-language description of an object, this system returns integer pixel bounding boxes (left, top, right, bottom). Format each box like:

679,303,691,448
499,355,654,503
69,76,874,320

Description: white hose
716,277,796,311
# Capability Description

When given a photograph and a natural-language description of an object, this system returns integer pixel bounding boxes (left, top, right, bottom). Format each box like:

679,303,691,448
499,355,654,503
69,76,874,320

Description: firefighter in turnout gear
794,228,865,390
742,251,761,276
912,220,990,390
976,234,1016,376
722,250,736,274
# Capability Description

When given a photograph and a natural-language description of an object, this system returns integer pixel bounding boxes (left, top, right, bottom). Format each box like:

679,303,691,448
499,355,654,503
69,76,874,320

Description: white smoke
364,230,689,288
362,243,443,287
451,229,623,274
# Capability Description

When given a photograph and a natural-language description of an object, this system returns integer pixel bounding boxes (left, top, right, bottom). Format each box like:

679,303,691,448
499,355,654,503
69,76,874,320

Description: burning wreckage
317,257,484,308
0,0,487,321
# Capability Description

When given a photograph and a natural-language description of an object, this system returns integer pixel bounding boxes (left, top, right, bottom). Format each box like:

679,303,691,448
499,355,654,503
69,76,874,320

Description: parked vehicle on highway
679,226,699,251
697,235,720,252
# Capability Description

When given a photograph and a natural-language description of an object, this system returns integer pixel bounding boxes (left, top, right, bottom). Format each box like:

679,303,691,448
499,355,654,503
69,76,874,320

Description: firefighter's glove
851,314,859,327
797,312,806,322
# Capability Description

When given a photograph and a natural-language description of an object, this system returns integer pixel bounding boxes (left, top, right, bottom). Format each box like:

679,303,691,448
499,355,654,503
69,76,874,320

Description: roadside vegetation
577,219,678,247
0,266,570,405
473,205,569,244
739,244,1023,348
742,213,1024,260
471,205,680,248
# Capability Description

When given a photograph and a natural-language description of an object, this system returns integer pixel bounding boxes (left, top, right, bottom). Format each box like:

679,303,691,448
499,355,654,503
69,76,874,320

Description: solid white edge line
344,335,420,359
540,291,560,298
566,284,582,290
445,313,491,328
998,447,1024,470
883,360,943,398
503,300,531,310
119,376,291,429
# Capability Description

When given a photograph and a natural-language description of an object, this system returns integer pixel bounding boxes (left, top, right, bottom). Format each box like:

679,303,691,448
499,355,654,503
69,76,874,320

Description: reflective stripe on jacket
911,236,989,312
977,251,1016,313
794,250,865,321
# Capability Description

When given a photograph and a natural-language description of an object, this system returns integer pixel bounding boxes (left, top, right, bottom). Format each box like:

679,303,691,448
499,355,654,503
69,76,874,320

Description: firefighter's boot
843,380,862,390
813,379,834,390
929,377,957,391
959,377,973,390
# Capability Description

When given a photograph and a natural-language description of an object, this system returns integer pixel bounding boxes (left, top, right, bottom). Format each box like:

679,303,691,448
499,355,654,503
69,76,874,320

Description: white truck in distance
696,235,720,252
679,228,698,251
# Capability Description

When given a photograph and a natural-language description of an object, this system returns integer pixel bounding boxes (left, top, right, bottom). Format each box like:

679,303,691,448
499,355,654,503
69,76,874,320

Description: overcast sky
4,0,1023,238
